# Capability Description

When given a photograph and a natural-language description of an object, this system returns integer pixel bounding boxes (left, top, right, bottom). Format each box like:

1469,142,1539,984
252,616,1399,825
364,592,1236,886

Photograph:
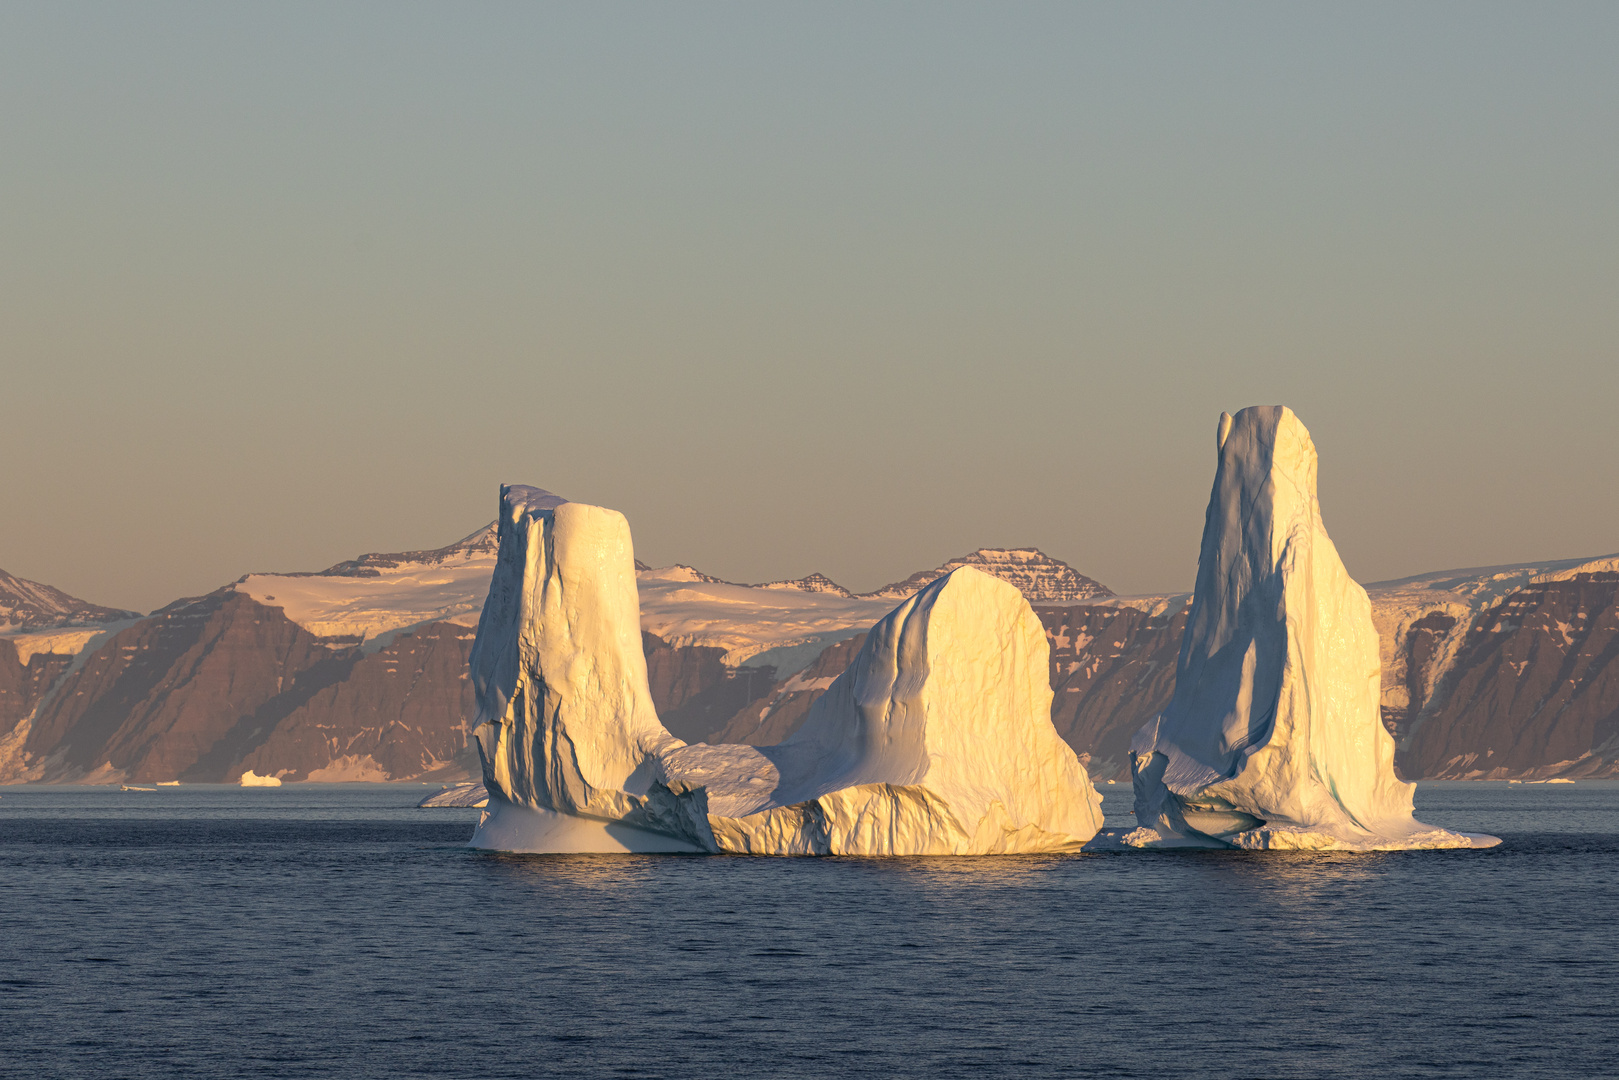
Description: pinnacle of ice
466,484,1103,855
468,484,700,853
1125,406,1499,851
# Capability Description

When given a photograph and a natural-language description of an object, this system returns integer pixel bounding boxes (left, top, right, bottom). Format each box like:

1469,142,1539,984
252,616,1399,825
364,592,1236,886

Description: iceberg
239,770,282,787
649,566,1103,854
467,485,701,853
1125,407,1499,851
467,484,1102,855
417,782,489,808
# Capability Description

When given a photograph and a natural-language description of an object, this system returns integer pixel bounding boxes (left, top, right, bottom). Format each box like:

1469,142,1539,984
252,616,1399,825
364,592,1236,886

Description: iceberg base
1120,823,1502,851
468,800,704,854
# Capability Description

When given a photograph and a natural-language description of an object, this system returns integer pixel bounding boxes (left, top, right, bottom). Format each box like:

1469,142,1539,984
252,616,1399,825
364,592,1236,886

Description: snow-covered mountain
755,573,853,597
861,548,1113,604
0,568,138,634
4,501,1618,785
233,526,498,644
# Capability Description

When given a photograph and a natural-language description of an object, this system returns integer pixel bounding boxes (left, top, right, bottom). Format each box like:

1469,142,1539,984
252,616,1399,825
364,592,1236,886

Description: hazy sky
3,2,1616,612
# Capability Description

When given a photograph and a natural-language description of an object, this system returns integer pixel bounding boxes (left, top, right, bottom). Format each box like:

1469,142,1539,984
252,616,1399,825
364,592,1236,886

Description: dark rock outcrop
17,592,360,782
753,573,853,597
4,591,480,784
235,621,478,782
641,631,778,744
1040,604,1185,782
0,641,76,745
708,633,870,747
1397,572,1619,779
861,548,1113,604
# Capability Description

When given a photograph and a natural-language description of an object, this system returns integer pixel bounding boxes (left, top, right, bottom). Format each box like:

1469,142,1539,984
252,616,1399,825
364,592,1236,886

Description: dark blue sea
2,781,1615,1079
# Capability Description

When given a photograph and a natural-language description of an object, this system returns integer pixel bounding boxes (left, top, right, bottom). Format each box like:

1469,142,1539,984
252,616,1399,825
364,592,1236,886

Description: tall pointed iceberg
1126,407,1498,850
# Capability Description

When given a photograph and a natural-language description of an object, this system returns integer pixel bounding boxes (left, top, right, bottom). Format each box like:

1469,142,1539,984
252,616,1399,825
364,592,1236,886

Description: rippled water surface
2,782,1616,1079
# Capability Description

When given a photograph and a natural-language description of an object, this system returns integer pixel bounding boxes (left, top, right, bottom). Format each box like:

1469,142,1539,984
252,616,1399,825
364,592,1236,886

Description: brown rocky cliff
641,631,777,744
708,633,870,746
19,592,361,782
1399,572,1619,779
1039,604,1184,781
0,641,75,744
234,622,478,782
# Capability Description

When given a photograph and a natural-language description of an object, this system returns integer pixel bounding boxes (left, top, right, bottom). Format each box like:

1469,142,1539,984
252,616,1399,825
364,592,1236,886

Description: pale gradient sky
3,2,1616,613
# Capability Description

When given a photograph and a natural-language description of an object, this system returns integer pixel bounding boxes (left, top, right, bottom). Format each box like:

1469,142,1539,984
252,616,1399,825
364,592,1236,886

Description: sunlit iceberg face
1126,406,1498,851
466,484,1103,856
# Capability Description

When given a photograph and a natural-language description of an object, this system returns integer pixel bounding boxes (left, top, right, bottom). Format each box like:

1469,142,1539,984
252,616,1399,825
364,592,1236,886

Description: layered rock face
651,567,1103,854
0,589,479,784
1040,602,1187,782
1127,407,1495,850
862,548,1113,604
708,633,870,747
0,568,139,633
1396,571,1619,779
641,632,781,744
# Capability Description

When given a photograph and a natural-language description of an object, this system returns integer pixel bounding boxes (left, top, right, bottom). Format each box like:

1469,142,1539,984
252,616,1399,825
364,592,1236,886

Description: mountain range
3,525,1616,784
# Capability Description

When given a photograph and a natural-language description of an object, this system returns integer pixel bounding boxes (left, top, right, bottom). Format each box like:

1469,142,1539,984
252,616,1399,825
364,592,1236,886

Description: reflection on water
2,782,1616,1079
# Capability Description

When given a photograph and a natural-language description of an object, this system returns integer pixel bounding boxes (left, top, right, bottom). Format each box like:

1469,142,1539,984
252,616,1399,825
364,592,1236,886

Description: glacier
1125,406,1499,851
467,484,1102,855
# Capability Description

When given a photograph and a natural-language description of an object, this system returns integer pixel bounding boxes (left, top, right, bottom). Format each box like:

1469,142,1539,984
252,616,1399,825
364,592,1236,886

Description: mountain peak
0,568,141,632
860,548,1112,604
754,573,853,598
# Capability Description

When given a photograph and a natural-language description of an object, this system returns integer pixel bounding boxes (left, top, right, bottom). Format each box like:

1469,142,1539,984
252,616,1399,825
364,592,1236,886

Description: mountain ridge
4,517,1618,784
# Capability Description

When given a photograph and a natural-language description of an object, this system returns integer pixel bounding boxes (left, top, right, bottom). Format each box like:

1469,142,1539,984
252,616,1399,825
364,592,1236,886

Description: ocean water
2,782,1615,1080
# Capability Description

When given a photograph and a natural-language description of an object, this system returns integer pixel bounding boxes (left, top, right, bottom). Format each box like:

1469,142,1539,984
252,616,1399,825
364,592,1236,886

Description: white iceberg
650,566,1102,854
417,782,489,808
1126,407,1499,851
239,770,282,787
467,485,1102,855
467,486,700,853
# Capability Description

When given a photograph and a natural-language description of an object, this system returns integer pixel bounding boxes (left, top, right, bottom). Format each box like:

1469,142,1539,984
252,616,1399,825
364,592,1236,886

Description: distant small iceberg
157,781,180,786
418,783,488,808
239,770,283,787
120,785,156,792
1526,778,1576,785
